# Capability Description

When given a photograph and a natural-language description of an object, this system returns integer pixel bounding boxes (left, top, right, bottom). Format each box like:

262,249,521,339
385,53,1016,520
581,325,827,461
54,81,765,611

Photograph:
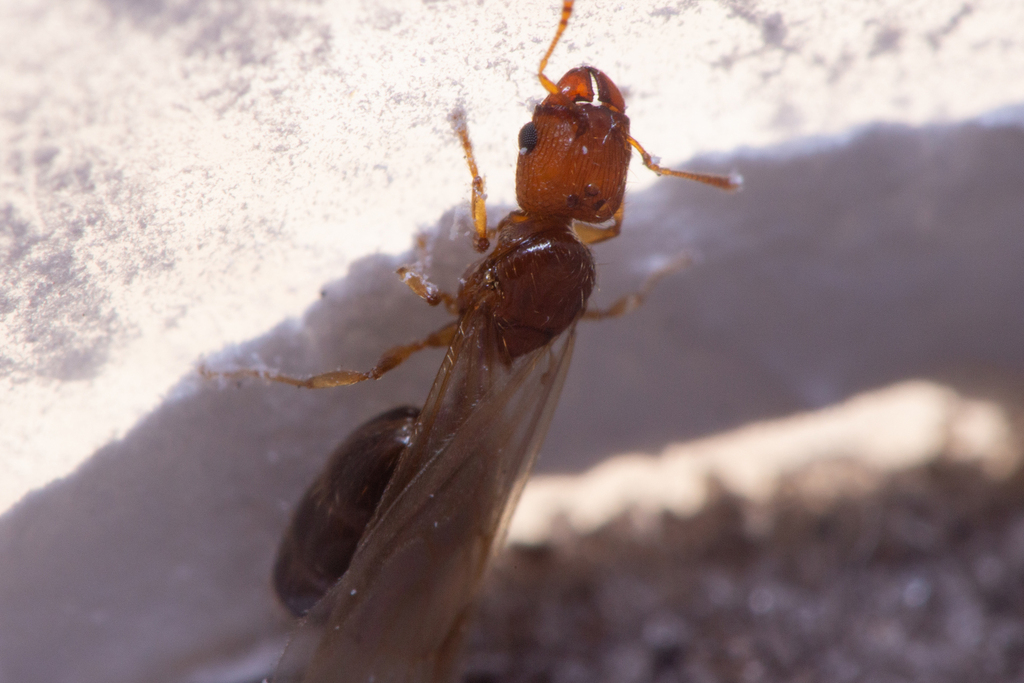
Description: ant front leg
583,253,693,321
573,203,625,246
449,107,491,253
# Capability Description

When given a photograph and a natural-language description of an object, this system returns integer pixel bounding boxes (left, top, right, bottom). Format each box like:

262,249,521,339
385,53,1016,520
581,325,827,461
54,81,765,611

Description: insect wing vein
274,315,578,683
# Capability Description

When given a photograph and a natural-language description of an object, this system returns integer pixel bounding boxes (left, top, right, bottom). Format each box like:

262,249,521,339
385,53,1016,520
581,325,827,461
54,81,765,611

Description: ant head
515,66,632,226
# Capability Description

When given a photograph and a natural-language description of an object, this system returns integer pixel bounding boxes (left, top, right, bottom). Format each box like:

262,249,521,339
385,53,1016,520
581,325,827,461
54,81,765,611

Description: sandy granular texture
465,458,1024,683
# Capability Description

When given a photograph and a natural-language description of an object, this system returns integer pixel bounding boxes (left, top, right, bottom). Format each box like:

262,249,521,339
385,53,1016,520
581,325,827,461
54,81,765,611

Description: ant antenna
537,1,574,97
535,1,742,192
630,138,742,190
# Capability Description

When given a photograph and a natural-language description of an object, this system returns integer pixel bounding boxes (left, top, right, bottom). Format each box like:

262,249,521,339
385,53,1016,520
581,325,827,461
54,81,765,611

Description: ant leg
573,203,624,246
200,321,459,388
582,254,693,320
396,266,459,313
395,232,460,313
629,137,743,191
449,108,490,253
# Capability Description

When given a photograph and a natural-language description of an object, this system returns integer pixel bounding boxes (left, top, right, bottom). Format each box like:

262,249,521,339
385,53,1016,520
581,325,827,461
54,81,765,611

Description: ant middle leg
396,266,459,312
396,231,460,313
583,253,693,320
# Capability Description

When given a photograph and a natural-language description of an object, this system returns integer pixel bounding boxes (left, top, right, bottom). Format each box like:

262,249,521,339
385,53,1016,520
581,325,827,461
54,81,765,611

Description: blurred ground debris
469,449,1024,682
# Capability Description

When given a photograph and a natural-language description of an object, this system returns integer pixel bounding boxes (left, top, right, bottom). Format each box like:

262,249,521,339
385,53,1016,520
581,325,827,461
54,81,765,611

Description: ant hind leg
200,321,459,388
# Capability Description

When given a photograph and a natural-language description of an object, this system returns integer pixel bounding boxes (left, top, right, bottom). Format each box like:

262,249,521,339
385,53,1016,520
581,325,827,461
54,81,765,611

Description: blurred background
1,0,1023,681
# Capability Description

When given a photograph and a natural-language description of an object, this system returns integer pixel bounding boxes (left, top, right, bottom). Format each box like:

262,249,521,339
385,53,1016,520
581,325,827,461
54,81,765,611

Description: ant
207,2,739,681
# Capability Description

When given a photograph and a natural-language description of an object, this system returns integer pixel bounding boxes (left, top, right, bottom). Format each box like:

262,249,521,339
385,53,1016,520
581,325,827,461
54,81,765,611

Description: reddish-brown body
458,216,595,361
207,2,738,681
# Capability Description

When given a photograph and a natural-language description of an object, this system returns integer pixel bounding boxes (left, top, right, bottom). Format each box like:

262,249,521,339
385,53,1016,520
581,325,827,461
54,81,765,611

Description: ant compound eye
518,121,538,155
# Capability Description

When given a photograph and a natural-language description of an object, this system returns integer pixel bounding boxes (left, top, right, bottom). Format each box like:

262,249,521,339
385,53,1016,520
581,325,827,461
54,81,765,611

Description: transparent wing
274,311,578,683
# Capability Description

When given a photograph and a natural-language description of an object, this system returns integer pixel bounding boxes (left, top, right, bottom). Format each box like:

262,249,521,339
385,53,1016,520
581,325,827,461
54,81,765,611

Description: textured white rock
3,0,1024,511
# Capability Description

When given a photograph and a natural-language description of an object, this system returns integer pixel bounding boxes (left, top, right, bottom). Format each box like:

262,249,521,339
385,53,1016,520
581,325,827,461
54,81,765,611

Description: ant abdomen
273,406,419,616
